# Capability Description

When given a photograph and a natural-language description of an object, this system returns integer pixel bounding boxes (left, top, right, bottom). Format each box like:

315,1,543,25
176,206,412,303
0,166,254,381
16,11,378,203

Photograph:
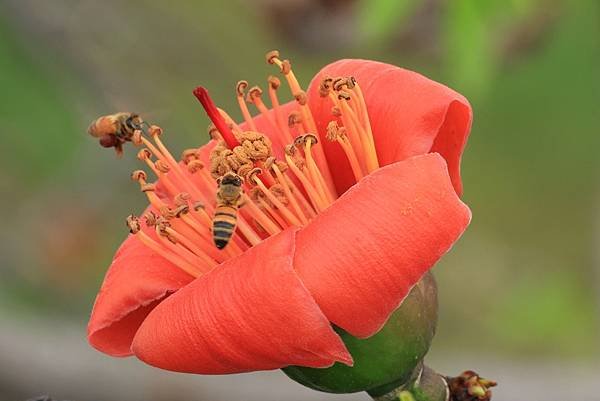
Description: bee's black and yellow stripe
212,205,238,249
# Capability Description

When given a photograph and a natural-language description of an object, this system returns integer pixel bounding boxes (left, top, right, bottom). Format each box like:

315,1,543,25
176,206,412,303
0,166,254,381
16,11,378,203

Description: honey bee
88,112,143,155
213,172,244,249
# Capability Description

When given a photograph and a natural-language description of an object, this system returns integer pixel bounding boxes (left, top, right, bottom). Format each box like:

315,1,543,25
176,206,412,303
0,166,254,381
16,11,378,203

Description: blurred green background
0,0,598,400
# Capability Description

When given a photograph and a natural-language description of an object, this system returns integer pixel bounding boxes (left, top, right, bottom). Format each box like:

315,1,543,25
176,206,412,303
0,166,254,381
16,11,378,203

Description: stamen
267,50,337,198
246,85,279,134
126,215,203,277
301,134,335,205
235,81,258,131
267,75,293,144
269,161,309,225
283,147,328,212
327,122,364,181
240,194,282,236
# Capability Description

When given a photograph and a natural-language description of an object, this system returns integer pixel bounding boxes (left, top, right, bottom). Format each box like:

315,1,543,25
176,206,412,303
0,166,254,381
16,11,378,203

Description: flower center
91,50,380,279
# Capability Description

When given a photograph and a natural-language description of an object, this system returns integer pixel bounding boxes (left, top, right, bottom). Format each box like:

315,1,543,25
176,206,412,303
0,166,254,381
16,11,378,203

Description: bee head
219,172,243,187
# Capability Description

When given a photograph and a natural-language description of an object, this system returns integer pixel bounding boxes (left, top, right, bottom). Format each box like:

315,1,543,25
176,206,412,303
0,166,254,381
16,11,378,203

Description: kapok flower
87,51,472,378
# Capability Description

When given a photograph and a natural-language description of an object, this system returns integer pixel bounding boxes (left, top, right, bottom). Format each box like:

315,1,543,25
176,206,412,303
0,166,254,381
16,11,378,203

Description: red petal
88,227,195,357
307,59,472,195
132,229,351,374
295,153,471,338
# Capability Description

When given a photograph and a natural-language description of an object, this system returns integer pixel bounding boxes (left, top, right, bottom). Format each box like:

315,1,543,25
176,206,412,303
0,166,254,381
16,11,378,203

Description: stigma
90,50,380,278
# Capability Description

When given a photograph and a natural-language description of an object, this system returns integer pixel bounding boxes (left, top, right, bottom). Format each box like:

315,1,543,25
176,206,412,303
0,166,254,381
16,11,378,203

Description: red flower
87,53,472,375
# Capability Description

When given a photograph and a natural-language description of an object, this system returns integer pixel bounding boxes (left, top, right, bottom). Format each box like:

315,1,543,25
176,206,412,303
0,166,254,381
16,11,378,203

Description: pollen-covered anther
293,135,306,147
280,60,291,75
155,159,170,173
332,76,356,91
126,215,141,234
246,86,263,103
265,50,280,65
288,111,302,128
148,125,163,137
303,133,319,146
236,80,249,97
267,75,280,90
294,90,308,105
245,167,263,182
131,170,147,182
181,149,199,164
332,106,342,117
270,184,289,205
159,206,175,220
137,148,152,160
263,156,276,171
284,144,297,156
207,123,221,140
172,204,190,217
144,211,159,227
237,163,254,179
132,130,143,146
238,131,272,160
174,192,191,206
319,76,333,97
326,121,340,141
192,201,205,211
187,160,204,174
337,91,351,101
156,220,176,244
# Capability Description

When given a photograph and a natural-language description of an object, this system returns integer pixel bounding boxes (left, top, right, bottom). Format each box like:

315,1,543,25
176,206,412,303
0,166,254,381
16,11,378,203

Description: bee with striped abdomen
213,172,244,249
88,112,143,156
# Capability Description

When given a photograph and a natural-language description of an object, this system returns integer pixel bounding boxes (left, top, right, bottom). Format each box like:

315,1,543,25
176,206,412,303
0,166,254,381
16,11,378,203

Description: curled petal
88,228,194,356
307,59,472,195
295,153,471,338
132,229,352,374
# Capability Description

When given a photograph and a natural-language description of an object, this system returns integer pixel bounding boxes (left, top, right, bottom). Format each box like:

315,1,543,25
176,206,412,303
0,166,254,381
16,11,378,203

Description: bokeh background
0,0,598,400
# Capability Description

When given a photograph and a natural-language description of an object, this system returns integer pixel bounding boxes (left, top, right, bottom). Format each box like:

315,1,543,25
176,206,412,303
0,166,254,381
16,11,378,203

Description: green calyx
283,272,438,394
